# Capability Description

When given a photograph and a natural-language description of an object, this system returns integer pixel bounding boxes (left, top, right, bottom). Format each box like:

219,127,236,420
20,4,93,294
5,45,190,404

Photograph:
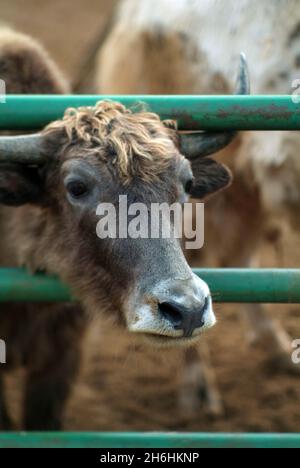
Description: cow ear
189,158,232,199
0,164,44,206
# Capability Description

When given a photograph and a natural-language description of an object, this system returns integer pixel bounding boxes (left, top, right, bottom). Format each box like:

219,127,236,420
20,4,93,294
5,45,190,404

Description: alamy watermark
292,340,300,364
292,79,300,104
96,196,205,250
0,79,6,103
0,339,6,364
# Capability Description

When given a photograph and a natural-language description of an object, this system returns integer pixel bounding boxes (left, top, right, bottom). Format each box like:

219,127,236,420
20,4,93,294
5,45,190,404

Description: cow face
0,101,234,346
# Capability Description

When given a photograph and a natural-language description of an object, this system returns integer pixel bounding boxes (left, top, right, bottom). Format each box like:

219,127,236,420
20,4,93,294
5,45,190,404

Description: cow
0,26,248,429
95,0,300,415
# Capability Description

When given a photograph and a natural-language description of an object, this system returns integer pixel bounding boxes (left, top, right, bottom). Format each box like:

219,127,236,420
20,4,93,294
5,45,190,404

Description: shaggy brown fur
0,27,69,94
45,101,178,183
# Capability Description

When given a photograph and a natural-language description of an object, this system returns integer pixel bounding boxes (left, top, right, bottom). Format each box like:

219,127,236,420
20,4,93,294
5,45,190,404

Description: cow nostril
158,302,184,329
158,297,210,336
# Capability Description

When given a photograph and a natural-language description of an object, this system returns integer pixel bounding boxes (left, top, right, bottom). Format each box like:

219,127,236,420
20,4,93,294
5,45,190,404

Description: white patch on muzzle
128,274,216,339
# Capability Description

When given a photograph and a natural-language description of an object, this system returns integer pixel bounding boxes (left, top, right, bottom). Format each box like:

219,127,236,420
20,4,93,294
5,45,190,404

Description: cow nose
158,297,209,337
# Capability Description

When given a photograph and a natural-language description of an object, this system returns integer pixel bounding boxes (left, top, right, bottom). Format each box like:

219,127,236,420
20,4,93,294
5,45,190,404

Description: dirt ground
2,0,300,433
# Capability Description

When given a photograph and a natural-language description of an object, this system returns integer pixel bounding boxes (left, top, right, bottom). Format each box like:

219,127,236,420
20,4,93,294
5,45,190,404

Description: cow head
0,55,249,346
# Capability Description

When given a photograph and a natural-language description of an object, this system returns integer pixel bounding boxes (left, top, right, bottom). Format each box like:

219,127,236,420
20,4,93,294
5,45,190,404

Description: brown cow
0,27,248,429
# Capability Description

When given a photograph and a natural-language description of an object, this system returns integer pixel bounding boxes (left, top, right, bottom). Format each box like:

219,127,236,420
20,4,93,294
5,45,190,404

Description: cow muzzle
127,274,216,346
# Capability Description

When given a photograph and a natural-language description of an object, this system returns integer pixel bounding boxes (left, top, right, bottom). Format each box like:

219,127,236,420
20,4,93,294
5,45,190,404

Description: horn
179,53,250,160
0,134,45,165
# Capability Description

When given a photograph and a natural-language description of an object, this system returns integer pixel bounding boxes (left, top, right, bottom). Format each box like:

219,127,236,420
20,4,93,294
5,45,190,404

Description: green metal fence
1,432,300,449
0,95,300,448
0,268,300,304
1,95,300,130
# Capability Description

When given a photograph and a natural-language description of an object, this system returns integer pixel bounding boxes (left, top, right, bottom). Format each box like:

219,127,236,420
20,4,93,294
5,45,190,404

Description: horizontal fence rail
0,432,299,449
1,95,300,131
0,268,300,303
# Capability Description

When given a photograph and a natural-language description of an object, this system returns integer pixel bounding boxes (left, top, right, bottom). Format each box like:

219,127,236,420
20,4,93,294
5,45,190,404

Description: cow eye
184,179,193,194
66,180,88,198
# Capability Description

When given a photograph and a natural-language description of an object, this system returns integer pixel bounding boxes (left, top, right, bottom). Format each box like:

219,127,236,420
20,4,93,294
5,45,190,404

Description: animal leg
239,245,298,374
23,346,80,431
178,343,223,418
243,303,298,373
0,374,13,430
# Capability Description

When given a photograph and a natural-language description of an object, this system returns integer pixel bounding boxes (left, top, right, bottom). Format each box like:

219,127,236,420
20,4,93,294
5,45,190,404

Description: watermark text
0,339,6,364
0,79,6,103
96,196,204,250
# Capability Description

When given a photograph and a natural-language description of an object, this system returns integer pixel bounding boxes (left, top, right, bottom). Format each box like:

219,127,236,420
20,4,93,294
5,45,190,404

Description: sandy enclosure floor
2,0,300,433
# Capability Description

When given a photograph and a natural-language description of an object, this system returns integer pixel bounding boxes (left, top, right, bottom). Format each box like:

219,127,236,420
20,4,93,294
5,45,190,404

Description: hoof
178,363,224,419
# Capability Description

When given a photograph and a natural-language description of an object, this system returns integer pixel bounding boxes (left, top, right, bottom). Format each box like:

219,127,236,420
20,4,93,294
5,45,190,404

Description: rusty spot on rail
218,104,296,121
